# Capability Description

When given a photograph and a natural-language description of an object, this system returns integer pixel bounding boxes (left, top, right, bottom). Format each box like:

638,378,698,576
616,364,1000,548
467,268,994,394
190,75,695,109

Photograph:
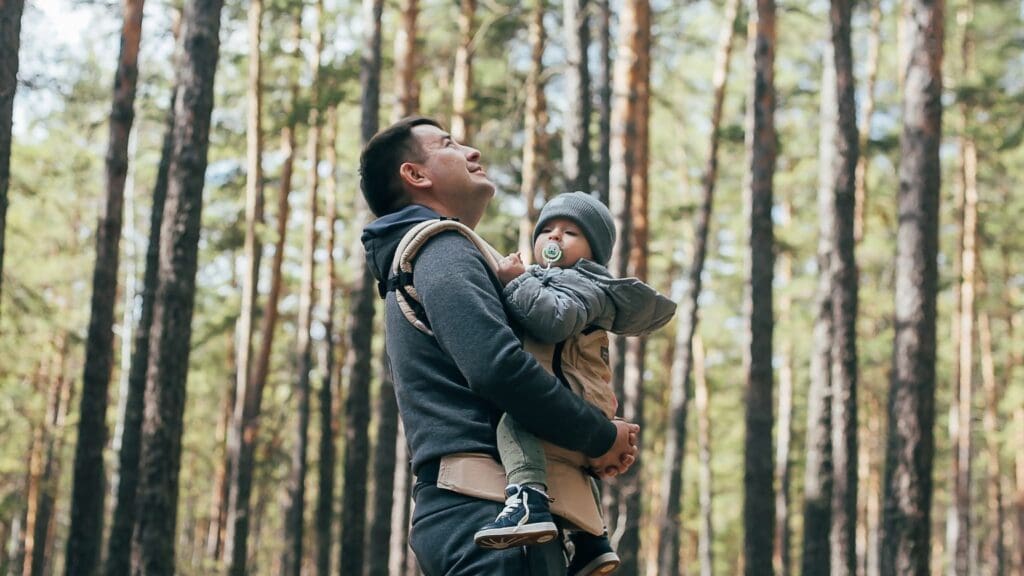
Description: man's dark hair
359,116,443,217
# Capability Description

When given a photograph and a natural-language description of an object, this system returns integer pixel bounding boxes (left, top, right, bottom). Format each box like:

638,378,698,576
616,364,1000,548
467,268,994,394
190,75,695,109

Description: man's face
409,124,495,202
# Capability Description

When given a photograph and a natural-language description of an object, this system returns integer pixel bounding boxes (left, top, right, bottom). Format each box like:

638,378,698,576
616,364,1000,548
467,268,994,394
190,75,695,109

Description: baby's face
534,218,593,267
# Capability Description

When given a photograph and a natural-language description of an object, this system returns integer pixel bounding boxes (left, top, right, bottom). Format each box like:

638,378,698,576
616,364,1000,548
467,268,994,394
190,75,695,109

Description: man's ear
399,162,431,191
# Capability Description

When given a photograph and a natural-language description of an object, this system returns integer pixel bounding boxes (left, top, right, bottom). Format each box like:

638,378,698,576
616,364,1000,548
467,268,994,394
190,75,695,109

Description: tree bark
829,1,860,573
130,0,225,569
881,0,942,572
743,0,777,572
391,0,419,122
66,0,145,570
314,104,338,576
367,353,399,576
695,333,714,576
339,1,382,573
656,0,739,571
978,312,1004,576
281,6,323,570
774,213,793,576
803,40,836,576
950,4,976,573
388,421,412,576
562,0,591,193
853,0,881,243
105,91,173,576
594,0,611,207
0,0,24,321
451,0,476,142
518,0,547,262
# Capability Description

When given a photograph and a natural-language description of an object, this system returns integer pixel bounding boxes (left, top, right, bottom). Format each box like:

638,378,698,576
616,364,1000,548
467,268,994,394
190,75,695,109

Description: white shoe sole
473,522,558,550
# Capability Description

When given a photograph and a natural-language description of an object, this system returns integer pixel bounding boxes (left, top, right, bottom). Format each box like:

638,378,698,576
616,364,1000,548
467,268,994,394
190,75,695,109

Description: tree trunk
695,333,714,576
339,1,382,573
388,422,412,576
367,353,399,576
853,0,880,243
130,0,225,569
0,0,24,321
518,0,547,262
803,40,836,576
104,88,173,576
314,104,338,576
594,0,611,207
451,0,475,142
774,214,793,576
562,0,590,193
66,0,145,570
391,0,419,122
656,0,739,571
281,8,323,569
829,1,860,573
978,312,1003,576
743,0,777,572
1007,285,1023,576
607,2,649,572
880,0,942,572
223,29,299,574
951,4,976,573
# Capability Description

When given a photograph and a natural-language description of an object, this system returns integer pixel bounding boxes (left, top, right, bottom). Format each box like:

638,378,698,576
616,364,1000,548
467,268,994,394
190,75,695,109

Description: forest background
0,0,1022,575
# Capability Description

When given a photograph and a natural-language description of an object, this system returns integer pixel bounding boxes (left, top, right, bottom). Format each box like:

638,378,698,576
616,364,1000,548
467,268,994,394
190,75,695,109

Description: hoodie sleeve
502,268,612,343
413,233,617,458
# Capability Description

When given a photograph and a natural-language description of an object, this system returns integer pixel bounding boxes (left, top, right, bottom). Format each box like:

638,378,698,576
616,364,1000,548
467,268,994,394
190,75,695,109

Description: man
360,116,639,575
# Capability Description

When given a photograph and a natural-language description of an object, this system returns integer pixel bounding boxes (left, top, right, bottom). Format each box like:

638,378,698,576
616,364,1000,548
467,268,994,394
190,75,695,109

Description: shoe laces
496,488,525,519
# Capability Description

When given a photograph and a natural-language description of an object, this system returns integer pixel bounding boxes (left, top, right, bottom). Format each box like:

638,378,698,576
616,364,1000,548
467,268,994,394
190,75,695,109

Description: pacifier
541,241,562,266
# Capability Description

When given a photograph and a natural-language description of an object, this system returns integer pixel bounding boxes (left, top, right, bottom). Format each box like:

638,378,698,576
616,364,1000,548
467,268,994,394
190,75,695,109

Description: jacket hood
361,204,442,283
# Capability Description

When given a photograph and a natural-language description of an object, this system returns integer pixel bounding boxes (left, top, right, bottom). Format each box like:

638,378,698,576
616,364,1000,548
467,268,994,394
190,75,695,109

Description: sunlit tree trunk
450,0,475,142
606,2,649,573
562,0,590,192
66,0,145,570
656,0,739,572
0,0,24,320
594,0,611,206
392,0,419,121
106,91,174,576
881,0,942,572
743,0,777,571
853,0,880,243
314,104,338,576
950,4,976,574
977,312,1004,576
695,333,714,576
130,0,225,568
829,1,860,572
339,0,382,573
388,421,413,576
518,0,547,262
803,40,836,576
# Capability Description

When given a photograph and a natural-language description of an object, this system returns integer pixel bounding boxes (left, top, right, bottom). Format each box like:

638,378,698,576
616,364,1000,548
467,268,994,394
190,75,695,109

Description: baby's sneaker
473,484,558,549
567,531,620,576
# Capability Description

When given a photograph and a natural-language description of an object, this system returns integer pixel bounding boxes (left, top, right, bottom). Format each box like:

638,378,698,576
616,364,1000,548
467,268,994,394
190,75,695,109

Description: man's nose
465,146,481,161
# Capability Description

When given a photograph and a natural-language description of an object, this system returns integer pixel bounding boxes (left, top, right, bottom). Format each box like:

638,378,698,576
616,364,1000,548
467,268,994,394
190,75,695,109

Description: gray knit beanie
533,192,616,266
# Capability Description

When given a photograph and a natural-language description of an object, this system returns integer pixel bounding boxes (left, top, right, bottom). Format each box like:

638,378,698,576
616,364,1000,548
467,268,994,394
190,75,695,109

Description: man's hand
589,420,640,478
497,252,526,286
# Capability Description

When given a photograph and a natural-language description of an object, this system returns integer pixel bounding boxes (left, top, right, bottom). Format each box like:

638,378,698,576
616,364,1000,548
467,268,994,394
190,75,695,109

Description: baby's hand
497,252,526,286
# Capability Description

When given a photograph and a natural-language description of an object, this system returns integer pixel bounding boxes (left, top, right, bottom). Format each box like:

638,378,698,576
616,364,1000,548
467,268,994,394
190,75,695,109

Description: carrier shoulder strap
381,218,503,336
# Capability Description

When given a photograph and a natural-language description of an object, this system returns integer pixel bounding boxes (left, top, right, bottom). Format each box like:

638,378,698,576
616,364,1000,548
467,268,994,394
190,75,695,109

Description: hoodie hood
361,204,443,283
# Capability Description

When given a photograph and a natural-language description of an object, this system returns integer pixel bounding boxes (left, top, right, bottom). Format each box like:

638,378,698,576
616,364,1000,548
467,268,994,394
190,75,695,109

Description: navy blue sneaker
567,532,620,576
473,484,558,549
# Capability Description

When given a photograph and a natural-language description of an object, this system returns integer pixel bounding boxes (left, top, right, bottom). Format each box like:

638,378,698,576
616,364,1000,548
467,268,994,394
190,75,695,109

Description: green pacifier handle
542,241,562,265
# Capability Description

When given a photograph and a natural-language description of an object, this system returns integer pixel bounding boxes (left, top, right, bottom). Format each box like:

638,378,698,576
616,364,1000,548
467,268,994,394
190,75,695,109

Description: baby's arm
503,268,609,343
497,252,527,286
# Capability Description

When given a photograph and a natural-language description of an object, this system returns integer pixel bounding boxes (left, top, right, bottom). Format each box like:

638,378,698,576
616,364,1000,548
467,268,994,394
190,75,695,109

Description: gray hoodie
361,204,617,475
